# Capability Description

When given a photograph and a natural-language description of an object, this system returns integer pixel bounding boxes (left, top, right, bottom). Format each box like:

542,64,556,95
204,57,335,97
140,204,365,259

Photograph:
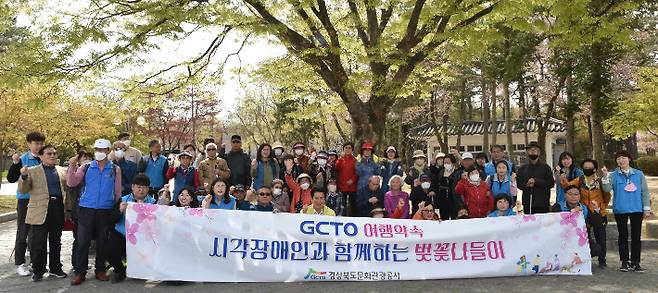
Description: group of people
6,131,652,285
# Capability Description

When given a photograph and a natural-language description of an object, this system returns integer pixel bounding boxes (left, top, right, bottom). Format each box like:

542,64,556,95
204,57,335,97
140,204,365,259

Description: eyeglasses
207,148,217,151
421,210,433,213
258,192,272,196
134,185,150,190
114,148,126,151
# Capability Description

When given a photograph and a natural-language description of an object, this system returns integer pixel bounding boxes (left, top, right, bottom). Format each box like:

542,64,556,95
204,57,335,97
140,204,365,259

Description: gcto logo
304,268,328,280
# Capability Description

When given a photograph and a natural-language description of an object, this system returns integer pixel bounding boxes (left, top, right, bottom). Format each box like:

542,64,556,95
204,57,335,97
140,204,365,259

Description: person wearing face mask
108,133,142,164
270,179,290,212
454,166,493,218
335,142,358,216
283,159,313,213
561,158,611,268
310,150,334,189
356,143,380,192
517,142,554,215
405,150,431,187
602,150,651,273
379,146,404,193
410,174,437,216
324,178,345,216
272,141,285,160
66,139,122,285
112,141,137,196
291,142,311,174
432,154,461,220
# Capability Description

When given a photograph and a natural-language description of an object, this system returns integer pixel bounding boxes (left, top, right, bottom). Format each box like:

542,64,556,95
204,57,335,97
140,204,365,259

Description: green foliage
605,67,658,140
636,156,658,176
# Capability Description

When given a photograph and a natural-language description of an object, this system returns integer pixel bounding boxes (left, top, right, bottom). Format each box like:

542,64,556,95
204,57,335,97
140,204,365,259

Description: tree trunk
456,81,466,151
442,114,449,153
490,81,498,146
519,76,529,145
481,77,490,155
503,80,514,156
565,74,576,154
331,112,349,142
588,44,607,164
430,89,449,153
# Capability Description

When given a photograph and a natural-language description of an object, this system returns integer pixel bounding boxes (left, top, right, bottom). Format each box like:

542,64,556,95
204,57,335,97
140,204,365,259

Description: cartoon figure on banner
531,255,541,274
516,255,530,273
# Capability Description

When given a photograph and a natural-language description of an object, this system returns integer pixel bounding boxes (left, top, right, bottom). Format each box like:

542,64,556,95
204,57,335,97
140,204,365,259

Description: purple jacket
384,191,410,219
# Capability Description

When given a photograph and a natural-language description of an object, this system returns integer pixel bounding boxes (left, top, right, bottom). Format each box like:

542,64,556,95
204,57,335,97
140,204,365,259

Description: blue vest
173,166,196,202
16,152,41,199
489,175,513,198
488,208,516,217
556,168,584,204
79,161,117,209
253,160,278,190
115,194,156,236
144,155,167,188
208,195,237,210
611,169,645,214
556,201,589,220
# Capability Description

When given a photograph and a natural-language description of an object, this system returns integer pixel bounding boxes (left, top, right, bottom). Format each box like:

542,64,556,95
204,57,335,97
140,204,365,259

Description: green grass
1,170,7,179
0,196,16,214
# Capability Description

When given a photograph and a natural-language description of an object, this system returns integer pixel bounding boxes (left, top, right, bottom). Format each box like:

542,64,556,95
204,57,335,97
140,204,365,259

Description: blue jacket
208,195,237,210
488,208,516,217
138,154,168,188
554,201,589,221
356,156,380,191
173,165,196,202
488,174,513,199
16,152,41,199
79,160,118,209
253,159,280,190
555,168,584,204
114,194,156,236
379,160,404,193
356,186,384,217
484,160,514,177
116,159,137,195
603,168,650,214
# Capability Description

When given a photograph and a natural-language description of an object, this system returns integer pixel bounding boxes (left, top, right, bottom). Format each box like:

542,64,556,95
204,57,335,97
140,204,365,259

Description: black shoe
49,270,68,279
598,258,607,268
111,272,126,283
620,261,631,272
31,273,44,282
632,263,645,273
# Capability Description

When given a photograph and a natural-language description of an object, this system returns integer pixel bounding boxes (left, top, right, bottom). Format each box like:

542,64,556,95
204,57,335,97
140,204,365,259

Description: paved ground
0,219,657,292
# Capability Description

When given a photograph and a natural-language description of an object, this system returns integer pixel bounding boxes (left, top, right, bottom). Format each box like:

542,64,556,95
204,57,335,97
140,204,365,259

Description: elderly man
355,176,384,217
517,142,554,214
240,186,275,212
112,141,137,196
108,133,142,163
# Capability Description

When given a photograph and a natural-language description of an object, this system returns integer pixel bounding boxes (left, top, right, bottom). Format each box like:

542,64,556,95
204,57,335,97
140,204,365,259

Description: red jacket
285,174,312,213
454,178,493,218
335,154,358,193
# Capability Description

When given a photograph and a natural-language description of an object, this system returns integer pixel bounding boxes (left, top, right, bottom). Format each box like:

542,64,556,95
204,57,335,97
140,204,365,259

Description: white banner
125,203,592,282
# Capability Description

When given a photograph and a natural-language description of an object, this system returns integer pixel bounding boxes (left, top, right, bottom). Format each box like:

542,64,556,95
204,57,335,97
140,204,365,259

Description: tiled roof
409,118,566,139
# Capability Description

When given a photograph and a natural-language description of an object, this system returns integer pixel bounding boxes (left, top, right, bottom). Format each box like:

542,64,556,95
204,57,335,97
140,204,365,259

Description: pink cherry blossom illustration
188,208,204,217
140,219,160,246
126,222,140,245
576,227,588,247
560,212,578,227
134,203,158,223
523,214,536,222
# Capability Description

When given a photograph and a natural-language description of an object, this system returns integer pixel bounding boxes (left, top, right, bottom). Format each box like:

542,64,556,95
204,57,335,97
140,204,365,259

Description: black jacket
226,150,251,187
517,161,555,212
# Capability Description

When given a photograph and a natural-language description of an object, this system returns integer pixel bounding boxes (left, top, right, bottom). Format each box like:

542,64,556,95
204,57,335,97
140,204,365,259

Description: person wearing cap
182,144,199,168
291,141,311,174
232,184,250,209
325,178,345,216
602,150,651,272
460,151,476,170
310,150,334,189
283,163,313,213
137,140,169,195
198,143,231,191
166,151,200,203
356,142,380,192
335,142,358,216
454,166,493,218
67,138,122,285
193,137,215,167
405,150,431,187
112,141,137,196
251,143,281,190
327,149,339,167
226,135,252,188
410,174,437,216
412,202,441,221
18,144,69,281
7,131,45,277
272,141,285,160
380,146,404,193
303,188,336,216
433,151,446,168
355,175,384,217
108,133,142,164
484,145,514,177
517,142,554,215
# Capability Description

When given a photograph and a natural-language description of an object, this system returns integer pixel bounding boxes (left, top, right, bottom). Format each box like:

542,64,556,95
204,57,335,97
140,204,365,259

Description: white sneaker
16,263,31,277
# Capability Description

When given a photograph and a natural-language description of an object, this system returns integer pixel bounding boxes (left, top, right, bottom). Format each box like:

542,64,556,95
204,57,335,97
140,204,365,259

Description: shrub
636,156,658,176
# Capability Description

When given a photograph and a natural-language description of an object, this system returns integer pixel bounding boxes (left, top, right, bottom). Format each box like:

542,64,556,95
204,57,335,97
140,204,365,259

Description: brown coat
18,165,68,225
198,157,231,188
561,176,611,216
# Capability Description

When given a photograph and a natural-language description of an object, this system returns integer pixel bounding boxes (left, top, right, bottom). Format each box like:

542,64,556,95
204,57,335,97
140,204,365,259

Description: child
384,175,410,219
488,194,522,217
202,178,236,210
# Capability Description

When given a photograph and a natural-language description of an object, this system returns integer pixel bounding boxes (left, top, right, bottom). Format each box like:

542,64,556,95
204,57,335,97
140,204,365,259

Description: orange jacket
561,176,611,216
285,174,312,213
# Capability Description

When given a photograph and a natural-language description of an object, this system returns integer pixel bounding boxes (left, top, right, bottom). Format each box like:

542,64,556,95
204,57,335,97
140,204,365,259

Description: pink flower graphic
134,203,158,223
140,219,160,244
523,215,536,222
560,212,578,227
126,222,140,245
576,227,588,247
188,208,204,217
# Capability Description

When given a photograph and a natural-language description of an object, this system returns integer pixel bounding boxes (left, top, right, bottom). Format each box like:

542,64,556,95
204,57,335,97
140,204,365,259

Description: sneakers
632,263,645,273
111,272,126,284
30,273,44,282
619,261,631,272
49,270,68,279
16,263,31,277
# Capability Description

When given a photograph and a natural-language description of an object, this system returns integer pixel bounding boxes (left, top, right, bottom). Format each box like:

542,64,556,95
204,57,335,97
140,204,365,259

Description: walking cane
528,187,534,215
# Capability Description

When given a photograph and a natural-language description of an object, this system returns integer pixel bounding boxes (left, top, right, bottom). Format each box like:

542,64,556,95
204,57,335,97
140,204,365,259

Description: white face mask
123,140,131,147
300,183,310,190
317,159,327,166
114,149,125,159
94,151,107,161
295,149,304,156
469,174,481,182
327,185,337,193
421,182,431,189
444,164,453,171
273,188,282,196
274,149,283,157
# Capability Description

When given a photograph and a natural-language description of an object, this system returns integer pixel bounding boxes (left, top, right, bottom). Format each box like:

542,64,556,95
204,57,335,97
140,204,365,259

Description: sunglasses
232,140,241,143
207,148,217,151
259,192,272,196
